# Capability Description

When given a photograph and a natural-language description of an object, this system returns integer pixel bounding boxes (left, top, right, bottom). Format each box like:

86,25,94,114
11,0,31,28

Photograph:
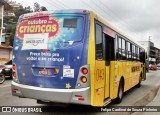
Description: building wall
158,50,160,64
138,41,148,51
0,1,13,64
138,41,159,64
0,47,12,64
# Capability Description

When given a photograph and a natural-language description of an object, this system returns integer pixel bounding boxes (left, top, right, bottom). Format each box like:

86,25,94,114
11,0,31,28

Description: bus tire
136,74,142,88
115,79,124,104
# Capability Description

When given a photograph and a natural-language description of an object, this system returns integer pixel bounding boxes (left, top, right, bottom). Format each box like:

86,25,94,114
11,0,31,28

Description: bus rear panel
12,10,91,105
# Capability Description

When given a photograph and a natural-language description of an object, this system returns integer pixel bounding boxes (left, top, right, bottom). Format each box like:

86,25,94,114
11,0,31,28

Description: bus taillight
81,76,87,83
12,64,17,78
81,67,88,74
12,72,16,77
12,64,16,70
12,64,18,83
76,65,90,88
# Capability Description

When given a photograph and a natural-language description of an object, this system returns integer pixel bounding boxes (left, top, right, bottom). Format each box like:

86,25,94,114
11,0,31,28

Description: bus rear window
63,18,77,28
15,15,86,50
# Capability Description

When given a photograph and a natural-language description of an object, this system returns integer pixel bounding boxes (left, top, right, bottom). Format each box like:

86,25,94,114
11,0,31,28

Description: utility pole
148,36,151,63
146,36,151,72
0,5,4,45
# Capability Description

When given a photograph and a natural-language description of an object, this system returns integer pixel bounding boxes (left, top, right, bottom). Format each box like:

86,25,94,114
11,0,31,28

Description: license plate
38,69,51,75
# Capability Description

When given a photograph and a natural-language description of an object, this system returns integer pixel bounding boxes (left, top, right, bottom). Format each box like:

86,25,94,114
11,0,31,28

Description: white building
138,41,158,63
0,0,12,64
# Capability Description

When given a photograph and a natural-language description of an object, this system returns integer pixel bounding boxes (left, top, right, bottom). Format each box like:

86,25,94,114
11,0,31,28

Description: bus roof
18,9,145,50
19,9,90,20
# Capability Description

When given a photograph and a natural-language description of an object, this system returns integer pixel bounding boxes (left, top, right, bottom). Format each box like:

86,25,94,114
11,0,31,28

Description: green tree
41,6,48,11
4,1,47,46
4,4,33,46
25,6,33,13
33,2,41,12
34,2,48,12
13,5,33,21
6,25,16,46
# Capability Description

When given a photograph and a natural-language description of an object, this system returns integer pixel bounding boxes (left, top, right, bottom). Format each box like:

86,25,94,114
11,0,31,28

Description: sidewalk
132,87,160,115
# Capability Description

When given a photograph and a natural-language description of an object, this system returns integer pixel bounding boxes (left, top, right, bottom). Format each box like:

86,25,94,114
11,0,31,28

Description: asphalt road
0,70,160,115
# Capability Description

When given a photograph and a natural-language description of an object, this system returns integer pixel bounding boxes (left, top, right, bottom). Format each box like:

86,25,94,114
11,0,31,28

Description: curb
132,87,160,115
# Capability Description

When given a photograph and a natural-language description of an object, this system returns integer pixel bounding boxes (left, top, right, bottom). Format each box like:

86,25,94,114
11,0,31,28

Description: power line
81,0,146,43
43,0,61,9
55,0,72,9
52,0,67,9
81,0,114,20
83,0,135,37
82,0,130,34
44,0,146,42
43,0,66,9
96,0,146,40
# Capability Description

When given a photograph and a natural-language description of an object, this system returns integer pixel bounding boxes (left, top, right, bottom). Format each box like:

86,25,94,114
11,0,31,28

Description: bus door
94,23,106,106
140,51,146,80
104,33,115,99
94,24,115,106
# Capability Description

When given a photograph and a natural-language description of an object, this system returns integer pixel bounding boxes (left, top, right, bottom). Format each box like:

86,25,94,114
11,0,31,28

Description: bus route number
96,69,104,81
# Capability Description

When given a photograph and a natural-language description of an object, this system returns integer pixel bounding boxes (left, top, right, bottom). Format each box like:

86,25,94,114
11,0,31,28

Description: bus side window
118,37,122,60
122,38,126,60
125,41,128,60
135,46,139,61
116,35,119,60
137,48,140,61
127,42,131,60
129,43,132,60
95,24,103,60
132,45,135,61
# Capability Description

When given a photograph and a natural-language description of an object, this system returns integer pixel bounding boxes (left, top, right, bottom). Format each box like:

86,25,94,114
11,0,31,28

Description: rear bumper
11,81,91,105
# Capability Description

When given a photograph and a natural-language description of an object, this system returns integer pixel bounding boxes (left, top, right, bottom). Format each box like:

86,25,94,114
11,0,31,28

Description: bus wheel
115,79,124,104
136,76,142,88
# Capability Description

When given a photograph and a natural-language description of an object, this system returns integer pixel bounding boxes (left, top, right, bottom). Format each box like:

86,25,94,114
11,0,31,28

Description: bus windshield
16,14,85,50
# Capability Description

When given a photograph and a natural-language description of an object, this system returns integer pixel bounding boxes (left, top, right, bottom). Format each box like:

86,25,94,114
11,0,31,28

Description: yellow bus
89,11,146,106
12,9,146,107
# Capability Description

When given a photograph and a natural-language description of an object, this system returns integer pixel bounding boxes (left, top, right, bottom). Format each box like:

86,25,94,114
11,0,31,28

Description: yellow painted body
87,11,146,106
93,61,105,106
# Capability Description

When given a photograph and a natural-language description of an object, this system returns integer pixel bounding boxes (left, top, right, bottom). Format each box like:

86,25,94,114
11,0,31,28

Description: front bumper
11,81,91,105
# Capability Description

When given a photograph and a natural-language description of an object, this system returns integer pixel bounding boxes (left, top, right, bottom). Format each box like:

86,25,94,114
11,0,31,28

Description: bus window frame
122,38,126,60
95,22,103,60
